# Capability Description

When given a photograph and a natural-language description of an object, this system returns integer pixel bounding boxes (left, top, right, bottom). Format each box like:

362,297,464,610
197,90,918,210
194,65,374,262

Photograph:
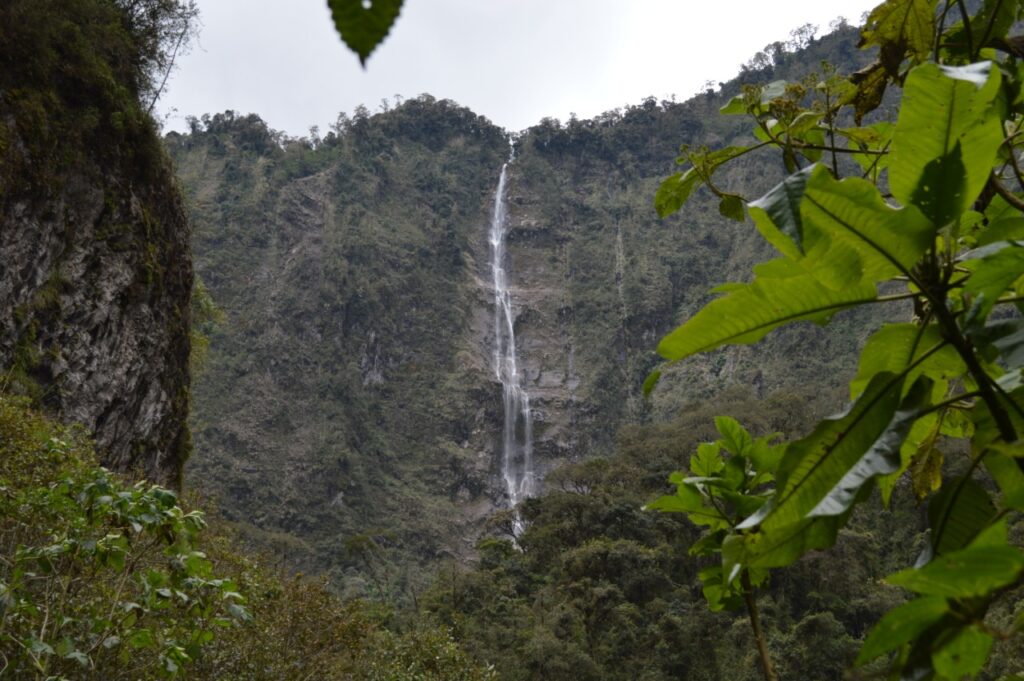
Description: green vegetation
0,392,496,679
189,276,225,374
170,25,891,598
0,393,245,678
649,0,1024,678
421,387,940,680
0,0,193,199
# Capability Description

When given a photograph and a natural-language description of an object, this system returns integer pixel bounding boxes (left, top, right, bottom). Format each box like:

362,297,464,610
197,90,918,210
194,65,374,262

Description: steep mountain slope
169,104,512,591
170,26,893,592
0,0,193,485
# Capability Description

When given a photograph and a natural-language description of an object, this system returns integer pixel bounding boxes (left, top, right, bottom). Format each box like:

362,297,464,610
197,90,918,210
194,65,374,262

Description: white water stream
488,161,535,534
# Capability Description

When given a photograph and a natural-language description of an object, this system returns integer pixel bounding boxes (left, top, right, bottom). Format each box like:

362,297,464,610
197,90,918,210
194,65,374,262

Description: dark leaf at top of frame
327,0,404,65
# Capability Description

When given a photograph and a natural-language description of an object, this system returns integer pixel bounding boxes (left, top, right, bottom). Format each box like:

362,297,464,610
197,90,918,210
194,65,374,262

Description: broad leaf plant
649,1,1024,679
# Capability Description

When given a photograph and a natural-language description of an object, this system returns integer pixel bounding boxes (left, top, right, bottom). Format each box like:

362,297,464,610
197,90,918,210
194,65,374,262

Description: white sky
159,0,881,137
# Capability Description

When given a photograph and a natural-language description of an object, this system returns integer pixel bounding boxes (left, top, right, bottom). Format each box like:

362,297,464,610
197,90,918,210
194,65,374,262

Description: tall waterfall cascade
488,161,535,533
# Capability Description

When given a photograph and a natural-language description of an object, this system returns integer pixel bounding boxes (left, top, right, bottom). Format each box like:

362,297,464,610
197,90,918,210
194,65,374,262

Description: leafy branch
647,1,1024,679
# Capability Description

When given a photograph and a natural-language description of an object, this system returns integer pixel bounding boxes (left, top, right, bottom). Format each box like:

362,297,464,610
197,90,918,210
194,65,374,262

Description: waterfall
488,161,535,534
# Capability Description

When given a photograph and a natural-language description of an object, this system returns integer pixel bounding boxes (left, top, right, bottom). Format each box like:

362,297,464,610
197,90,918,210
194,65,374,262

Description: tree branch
990,171,1024,212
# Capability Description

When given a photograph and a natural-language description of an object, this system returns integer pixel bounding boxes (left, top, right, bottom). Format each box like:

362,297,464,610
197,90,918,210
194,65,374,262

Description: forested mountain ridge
169,23,894,594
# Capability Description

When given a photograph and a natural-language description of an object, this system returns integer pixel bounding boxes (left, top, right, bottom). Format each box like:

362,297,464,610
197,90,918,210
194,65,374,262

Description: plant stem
741,569,778,681
826,89,839,178
927,294,1024,476
956,0,975,58
989,172,1024,211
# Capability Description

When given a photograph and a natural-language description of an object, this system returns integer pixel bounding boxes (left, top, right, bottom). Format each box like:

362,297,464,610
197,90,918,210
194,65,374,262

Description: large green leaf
928,477,997,555
859,0,939,61
749,166,935,281
972,318,1024,368
850,323,964,399
801,166,937,281
889,61,1003,225
738,372,905,532
327,0,404,65
748,436,784,476
691,442,724,476
718,193,745,222
978,196,1024,246
647,483,699,512
655,169,700,218
646,482,728,527
886,545,1024,597
657,259,877,361
962,240,1024,323
856,596,950,665
932,625,994,680
984,449,1024,511
749,166,814,258
715,416,752,456
810,377,934,517
722,514,844,570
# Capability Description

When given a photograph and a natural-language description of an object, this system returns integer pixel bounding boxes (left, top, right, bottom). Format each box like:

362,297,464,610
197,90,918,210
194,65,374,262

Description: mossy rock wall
0,0,193,485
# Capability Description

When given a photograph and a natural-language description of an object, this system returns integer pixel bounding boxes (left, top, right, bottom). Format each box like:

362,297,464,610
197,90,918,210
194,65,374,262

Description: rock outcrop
0,0,193,486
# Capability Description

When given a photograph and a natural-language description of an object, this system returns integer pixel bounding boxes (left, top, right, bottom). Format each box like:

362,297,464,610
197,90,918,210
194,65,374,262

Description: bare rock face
0,172,192,486
469,173,584,492
0,0,193,486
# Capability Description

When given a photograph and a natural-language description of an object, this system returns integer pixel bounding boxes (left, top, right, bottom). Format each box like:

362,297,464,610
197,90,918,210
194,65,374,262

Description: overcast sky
159,0,881,137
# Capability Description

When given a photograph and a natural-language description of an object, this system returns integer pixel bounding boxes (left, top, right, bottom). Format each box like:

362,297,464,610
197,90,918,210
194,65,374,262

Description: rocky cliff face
0,0,193,486
0,170,193,486
486,90,889,487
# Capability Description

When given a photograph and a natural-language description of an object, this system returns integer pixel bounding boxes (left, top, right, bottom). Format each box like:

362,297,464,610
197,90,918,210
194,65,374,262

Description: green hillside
169,25,895,597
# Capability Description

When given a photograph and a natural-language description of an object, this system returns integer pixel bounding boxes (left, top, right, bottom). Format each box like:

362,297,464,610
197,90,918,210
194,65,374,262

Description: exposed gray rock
0,134,193,487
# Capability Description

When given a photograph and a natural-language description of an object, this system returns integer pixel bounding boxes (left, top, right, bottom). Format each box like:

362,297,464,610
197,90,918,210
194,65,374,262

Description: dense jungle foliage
420,387,920,681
